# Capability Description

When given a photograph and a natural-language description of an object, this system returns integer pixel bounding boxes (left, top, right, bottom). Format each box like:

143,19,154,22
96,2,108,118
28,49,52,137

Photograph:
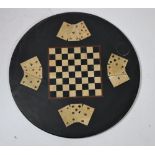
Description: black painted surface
9,12,140,138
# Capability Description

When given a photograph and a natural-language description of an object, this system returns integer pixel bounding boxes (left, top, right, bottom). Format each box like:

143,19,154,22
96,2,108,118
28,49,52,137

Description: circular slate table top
9,12,140,138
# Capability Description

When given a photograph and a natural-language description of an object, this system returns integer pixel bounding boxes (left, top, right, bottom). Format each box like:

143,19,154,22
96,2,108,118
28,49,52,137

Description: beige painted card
56,22,72,41
107,53,128,76
20,56,41,69
21,66,42,79
67,24,80,41
20,56,42,78
75,21,91,40
69,104,83,122
79,104,95,126
58,105,75,127
109,74,130,87
20,74,41,91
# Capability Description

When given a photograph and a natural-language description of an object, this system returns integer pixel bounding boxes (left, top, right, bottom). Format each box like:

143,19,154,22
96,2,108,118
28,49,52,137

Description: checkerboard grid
49,46,102,97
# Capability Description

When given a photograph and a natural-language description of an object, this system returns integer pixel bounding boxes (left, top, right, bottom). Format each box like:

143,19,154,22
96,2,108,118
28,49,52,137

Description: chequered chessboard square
48,46,103,98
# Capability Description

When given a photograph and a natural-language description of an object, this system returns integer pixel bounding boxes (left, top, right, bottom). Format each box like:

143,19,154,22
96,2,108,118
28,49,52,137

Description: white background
0,8,154,146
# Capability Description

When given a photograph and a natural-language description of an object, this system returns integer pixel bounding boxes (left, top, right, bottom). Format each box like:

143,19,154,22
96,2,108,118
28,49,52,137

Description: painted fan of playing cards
20,56,42,90
56,21,91,41
107,53,130,87
9,12,140,138
58,104,95,127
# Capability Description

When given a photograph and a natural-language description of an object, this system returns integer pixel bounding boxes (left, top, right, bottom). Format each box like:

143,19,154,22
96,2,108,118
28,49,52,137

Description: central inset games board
48,46,103,98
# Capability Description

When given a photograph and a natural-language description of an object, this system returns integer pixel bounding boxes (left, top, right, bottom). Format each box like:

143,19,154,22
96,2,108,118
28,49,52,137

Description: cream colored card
107,53,128,76
20,56,42,78
75,21,91,40
58,105,75,127
109,74,130,87
56,22,72,41
67,24,80,41
69,104,83,122
20,74,41,91
78,104,95,126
